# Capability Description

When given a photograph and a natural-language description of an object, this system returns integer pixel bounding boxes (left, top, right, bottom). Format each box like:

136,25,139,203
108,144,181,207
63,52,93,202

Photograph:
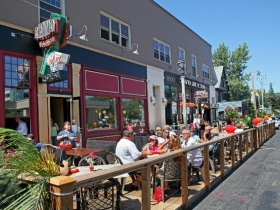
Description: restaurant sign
185,79,205,90
35,13,71,82
194,90,208,98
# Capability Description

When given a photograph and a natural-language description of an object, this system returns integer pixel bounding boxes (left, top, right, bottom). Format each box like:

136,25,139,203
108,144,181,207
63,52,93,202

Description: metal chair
153,157,181,202
78,155,106,166
104,151,123,165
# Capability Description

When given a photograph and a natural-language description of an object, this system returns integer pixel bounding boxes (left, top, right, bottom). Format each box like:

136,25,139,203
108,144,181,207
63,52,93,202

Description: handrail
46,123,275,210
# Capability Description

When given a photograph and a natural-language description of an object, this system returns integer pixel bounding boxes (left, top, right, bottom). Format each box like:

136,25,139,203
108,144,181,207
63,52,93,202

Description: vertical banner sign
35,13,71,78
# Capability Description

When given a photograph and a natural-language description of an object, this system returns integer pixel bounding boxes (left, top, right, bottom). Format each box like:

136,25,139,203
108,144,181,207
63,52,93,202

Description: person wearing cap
209,128,219,151
181,129,203,167
234,123,244,133
142,135,159,152
27,134,45,150
116,130,152,189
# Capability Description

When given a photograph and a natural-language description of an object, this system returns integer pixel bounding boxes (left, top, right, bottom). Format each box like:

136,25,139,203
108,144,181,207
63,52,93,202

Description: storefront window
4,55,31,132
85,96,118,131
122,99,145,128
171,86,177,101
165,85,170,98
48,65,71,92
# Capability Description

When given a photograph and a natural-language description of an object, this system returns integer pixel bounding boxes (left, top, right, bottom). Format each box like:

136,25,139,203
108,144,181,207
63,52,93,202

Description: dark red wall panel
85,70,119,93
121,77,146,96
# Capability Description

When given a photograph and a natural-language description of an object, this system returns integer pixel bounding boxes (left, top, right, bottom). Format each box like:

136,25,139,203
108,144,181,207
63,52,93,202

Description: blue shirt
57,130,77,148
17,120,28,135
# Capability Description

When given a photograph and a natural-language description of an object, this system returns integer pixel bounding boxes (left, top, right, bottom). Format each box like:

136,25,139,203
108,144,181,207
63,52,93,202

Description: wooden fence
48,123,275,210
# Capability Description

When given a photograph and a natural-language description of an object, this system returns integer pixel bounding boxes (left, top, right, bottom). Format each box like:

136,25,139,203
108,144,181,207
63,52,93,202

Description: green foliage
0,128,60,209
122,99,143,120
213,42,252,101
224,107,239,121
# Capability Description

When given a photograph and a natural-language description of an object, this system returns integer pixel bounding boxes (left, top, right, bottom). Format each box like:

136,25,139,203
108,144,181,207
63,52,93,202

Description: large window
178,48,185,60
202,64,210,79
100,13,130,47
39,0,62,23
122,99,145,128
4,55,31,131
85,96,118,131
154,39,171,64
191,55,197,76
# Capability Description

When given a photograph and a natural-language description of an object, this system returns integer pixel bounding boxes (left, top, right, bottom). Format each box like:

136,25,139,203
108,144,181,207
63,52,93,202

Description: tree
212,43,231,74
213,43,252,101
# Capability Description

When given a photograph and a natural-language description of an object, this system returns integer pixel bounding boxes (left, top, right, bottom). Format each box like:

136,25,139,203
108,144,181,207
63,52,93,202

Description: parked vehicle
271,117,279,130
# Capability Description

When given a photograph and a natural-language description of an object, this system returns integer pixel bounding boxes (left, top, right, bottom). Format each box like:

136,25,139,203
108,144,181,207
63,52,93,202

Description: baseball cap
123,130,136,136
149,135,157,140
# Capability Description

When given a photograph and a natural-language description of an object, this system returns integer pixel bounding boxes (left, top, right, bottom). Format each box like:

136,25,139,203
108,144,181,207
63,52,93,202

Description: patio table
66,148,103,158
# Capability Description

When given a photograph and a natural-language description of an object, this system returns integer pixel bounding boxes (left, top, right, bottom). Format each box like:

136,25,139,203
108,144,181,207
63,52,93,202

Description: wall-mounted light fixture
162,97,168,106
150,96,157,106
76,25,88,41
124,43,139,55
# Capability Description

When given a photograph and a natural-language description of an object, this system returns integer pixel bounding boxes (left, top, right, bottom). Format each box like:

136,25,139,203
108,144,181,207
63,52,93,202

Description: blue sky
154,0,280,93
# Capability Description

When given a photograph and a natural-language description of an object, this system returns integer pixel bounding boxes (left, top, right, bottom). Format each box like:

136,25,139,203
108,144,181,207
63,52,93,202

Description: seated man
27,134,45,150
181,129,203,167
116,130,152,189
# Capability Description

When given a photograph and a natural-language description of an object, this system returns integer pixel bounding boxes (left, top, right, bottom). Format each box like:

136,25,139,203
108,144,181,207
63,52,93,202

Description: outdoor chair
188,158,205,185
76,178,122,210
209,142,221,173
78,155,106,166
153,157,181,202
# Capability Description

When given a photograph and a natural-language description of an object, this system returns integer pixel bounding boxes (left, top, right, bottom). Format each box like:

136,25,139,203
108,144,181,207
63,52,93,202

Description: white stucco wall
147,65,165,130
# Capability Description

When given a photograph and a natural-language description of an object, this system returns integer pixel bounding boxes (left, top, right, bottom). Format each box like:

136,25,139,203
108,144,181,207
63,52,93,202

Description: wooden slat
239,134,243,162
245,132,249,155
181,153,188,210
220,140,225,179
203,146,210,191
230,137,235,168
141,166,151,210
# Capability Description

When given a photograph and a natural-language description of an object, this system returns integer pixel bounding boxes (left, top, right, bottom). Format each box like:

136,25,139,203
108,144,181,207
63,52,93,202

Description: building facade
0,0,214,145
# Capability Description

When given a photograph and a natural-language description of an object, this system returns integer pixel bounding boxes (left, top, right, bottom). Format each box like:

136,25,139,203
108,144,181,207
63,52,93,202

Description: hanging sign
194,90,208,98
35,13,71,76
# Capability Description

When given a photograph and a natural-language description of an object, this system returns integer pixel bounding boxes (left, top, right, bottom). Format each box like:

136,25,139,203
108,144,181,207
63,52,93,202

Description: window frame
39,0,64,23
153,38,171,64
100,12,131,48
47,64,72,92
202,63,210,79
191,55,197,76
178,48,185,60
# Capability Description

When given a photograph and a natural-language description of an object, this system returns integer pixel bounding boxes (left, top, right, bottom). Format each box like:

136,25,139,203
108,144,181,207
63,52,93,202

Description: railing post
141,166,151,210
203,145,210,191
219,140,225,179
181,153,188,210
230,137,235,168
250,130,254,152
49,176,76,210
245,132,249,156
256,128,260,149
238,134,243,162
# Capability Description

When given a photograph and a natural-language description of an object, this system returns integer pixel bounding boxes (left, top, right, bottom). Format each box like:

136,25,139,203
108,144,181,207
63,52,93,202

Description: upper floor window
221,76,226,87
191,55,197,76
100,13,130,48
202,64,210,79
178,48,185,60
154,39,171,64
39,0,62,23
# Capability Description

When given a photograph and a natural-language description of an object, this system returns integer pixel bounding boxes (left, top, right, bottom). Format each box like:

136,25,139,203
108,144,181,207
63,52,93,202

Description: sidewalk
191,130,280,210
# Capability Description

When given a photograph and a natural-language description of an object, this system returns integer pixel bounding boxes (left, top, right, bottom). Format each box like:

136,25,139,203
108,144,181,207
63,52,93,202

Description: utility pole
251,71,258,118
257,73,266,110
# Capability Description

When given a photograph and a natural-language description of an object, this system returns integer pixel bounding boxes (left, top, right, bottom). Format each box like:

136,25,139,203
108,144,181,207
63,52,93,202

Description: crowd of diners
115,115,246,193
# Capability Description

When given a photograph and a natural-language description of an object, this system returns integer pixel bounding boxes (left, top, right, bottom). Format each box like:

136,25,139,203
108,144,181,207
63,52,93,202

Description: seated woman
57,121,78,148
156,132,181,191
142,135,159,153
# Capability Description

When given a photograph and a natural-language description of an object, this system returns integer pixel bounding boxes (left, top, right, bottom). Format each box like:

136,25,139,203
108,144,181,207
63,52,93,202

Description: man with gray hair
116,130,152,189
181,129,203,167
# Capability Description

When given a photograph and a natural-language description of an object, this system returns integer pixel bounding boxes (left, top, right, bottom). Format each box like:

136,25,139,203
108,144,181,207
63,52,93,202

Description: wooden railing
49,123,275,210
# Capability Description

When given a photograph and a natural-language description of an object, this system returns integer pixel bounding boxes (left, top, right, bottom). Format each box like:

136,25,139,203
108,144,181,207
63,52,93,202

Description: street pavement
191,130,280,210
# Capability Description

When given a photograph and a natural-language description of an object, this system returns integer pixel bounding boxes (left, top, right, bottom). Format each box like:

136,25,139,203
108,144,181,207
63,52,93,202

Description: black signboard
39,70,68,84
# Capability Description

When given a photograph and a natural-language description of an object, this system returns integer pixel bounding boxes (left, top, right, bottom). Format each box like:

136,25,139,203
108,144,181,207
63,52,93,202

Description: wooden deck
120,150,248,210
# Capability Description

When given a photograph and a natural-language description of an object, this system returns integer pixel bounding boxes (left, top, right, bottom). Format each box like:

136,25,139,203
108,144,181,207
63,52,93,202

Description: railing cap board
49,176,76,186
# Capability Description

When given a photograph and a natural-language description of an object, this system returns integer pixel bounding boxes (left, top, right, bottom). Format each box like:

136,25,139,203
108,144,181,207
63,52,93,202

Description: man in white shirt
116,130,152,189
181,129,203,167
15,117,28,136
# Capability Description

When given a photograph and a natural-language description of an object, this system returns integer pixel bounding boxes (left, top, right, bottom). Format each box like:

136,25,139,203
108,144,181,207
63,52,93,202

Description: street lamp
177,59,187,128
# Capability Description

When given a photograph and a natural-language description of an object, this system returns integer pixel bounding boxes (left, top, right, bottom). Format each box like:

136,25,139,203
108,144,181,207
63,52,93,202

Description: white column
181,75,187,128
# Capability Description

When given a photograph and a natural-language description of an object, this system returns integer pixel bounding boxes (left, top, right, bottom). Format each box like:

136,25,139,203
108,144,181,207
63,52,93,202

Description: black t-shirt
200,123,205,130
